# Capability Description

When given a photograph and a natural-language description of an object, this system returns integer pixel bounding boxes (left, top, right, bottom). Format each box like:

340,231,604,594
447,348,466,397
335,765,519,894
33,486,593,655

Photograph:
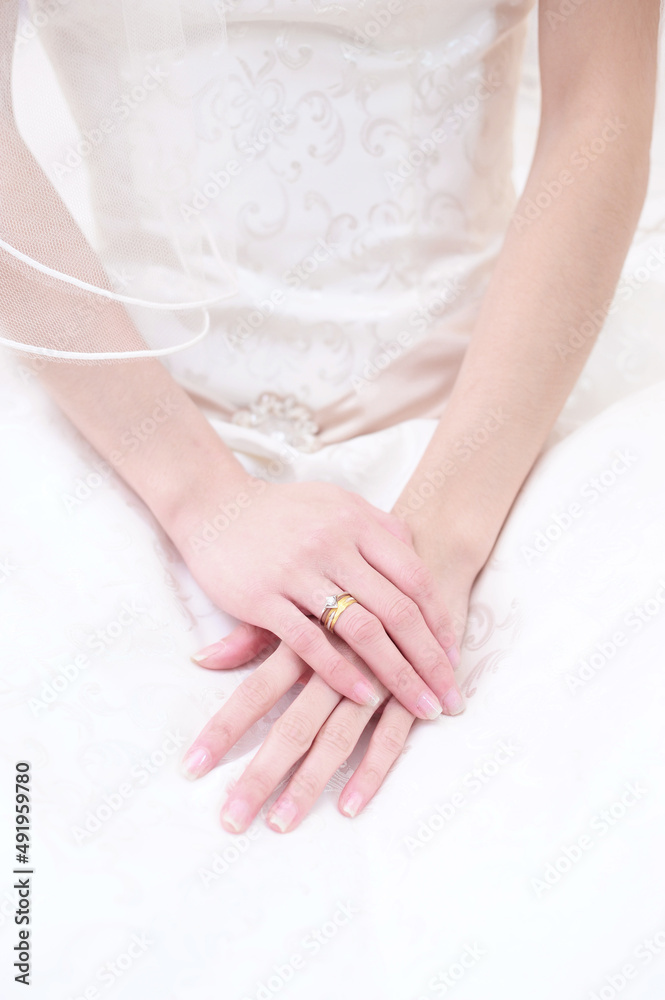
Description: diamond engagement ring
319,593,358,632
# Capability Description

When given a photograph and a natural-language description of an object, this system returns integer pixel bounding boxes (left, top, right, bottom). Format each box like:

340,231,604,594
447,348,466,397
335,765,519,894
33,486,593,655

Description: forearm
1,98,248,535
396,107,652,573
28,356,250,533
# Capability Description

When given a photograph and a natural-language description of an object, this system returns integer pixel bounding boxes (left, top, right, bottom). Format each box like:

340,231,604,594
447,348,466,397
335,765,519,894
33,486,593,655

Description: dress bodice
24,0,536,446
176,0,536,445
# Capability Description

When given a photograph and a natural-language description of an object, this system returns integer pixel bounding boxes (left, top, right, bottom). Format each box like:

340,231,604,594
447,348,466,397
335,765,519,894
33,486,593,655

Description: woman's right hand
168,477,463,720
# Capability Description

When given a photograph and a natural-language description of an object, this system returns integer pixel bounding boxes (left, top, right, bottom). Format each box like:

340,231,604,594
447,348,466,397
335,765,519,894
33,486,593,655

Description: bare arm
0,2,250,526
0,0,465,718
396,0,660,589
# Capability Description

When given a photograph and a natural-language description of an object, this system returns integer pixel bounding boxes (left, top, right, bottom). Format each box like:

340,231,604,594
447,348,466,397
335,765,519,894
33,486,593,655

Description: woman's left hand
180,571,473,834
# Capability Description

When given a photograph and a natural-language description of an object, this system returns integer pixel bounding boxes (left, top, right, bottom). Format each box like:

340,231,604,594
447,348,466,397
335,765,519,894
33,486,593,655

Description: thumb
190,622,278,670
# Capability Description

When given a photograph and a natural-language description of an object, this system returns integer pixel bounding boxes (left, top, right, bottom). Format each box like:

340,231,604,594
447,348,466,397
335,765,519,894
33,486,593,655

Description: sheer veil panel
1,0,238,360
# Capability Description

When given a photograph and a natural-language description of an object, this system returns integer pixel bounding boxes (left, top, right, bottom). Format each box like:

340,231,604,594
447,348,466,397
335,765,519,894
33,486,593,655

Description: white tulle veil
1,0,237,360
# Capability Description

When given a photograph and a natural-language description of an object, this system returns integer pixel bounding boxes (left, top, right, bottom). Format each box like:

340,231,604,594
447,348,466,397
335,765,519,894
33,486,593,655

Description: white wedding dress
2,2,665,998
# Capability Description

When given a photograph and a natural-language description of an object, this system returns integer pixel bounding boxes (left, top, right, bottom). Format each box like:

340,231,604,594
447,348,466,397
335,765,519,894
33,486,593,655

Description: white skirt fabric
2,350,665,999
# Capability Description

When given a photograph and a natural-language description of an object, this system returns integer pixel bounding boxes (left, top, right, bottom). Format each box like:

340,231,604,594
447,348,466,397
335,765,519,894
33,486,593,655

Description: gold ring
319,593,358,633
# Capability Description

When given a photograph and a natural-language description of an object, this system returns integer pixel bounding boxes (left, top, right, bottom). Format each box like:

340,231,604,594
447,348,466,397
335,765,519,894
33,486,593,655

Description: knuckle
358,763,383,790
391,664,414,693
437,621,458,650
237,672,274,711
420,645,446,674
376,724,406,757
282,619,317,656
430,606,455,640
386,595,421,632
322,653,350,683
319,720,356,756
344,611,383,646
245,770,275,800
273,710,315,754
400,561,434,600
206,716,235,747
290,770,320,801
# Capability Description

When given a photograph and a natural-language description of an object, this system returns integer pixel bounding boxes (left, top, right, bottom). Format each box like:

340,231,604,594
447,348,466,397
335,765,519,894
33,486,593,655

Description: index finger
179,643,304,780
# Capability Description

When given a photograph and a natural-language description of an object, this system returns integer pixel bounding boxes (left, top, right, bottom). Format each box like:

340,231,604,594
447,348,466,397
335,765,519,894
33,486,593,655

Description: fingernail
441,686,465,716
267,796,298,833
221,797,251,833
180,746,212,780
191,640,224,665
340,791,363,818
416,690,442,720
352,679,381,708
445,643,461,670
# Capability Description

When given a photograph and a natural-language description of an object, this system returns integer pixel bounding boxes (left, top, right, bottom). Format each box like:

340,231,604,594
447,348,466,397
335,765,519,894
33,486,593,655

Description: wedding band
319,593,358,633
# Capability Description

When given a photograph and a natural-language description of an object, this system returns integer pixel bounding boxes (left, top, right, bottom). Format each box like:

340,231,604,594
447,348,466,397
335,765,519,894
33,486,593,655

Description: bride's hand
178,630,417,833
169,479,462,720
179,583,471,834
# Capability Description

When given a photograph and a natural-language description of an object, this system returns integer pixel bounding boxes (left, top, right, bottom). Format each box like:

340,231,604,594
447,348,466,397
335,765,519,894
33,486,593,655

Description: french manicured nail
445,643,461,670
352,679,381,708
191,640,224,665
180,746,212,780
416,690,443,720
267,796,298,833
441,686,465,716
340,791,363,818
221,797,251,833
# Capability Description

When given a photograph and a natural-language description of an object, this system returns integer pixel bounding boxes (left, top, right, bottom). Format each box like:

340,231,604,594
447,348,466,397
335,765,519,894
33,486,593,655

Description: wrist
409,509,493,583
393,486,499,584
157,458,263,554
134,419,255,546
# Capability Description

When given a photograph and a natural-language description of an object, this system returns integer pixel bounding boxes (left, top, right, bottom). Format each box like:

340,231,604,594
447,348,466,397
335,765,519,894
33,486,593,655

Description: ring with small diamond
319,593,358,632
